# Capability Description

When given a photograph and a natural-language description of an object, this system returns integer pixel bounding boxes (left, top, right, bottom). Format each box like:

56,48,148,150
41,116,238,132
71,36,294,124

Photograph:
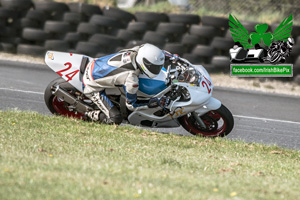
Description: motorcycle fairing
128,81,218,127
194,97,221,116
45,51,90,92
45,51,222,128
128,64,217,127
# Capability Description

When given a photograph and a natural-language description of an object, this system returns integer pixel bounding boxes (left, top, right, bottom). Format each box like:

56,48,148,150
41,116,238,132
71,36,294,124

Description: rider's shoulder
95,53,121,61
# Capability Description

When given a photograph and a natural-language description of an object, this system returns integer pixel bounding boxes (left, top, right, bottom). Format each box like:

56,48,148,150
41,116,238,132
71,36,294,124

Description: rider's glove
163,50,179,62
170,54,179,62
148,97,170,108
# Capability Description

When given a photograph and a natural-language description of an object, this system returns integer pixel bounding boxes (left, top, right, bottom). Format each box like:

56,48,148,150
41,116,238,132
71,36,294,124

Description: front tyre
178,104,234,137
44,77,84,119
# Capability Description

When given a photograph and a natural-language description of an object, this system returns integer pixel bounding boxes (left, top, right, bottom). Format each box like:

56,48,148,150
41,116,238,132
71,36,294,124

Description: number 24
56,62,79,82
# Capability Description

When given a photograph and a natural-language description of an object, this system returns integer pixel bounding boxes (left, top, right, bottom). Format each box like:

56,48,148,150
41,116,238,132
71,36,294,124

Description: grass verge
1,110,300,200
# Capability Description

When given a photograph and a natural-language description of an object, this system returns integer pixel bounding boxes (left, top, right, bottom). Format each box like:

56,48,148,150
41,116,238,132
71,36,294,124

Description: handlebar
164,56,202,86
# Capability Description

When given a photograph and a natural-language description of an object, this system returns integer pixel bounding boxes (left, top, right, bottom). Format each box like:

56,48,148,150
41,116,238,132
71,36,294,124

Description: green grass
1,110,300,200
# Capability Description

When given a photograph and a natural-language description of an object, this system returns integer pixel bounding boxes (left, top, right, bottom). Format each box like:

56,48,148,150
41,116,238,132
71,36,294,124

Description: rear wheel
178,104,234,137
44,77,84,119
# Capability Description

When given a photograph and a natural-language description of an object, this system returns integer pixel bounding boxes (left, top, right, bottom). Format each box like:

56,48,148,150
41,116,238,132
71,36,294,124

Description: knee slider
109,107,123,125
111,114,123,125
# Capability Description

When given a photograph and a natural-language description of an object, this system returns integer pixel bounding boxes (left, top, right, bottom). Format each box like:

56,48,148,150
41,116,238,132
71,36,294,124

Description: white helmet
136,43,165,78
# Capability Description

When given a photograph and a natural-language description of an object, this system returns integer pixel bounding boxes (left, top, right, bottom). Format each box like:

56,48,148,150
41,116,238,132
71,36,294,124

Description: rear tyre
178,104,234,137
44,77,84,119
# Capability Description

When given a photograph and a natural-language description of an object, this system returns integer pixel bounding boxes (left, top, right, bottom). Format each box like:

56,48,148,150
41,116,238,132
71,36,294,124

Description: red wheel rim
52,96,84,119
181,111,227,137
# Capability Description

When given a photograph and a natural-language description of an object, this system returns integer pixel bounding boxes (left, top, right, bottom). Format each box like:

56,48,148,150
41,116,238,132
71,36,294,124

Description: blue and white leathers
83,50,146,111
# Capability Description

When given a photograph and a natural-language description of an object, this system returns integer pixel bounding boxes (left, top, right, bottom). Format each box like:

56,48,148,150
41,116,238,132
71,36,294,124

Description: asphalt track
1,60,300,150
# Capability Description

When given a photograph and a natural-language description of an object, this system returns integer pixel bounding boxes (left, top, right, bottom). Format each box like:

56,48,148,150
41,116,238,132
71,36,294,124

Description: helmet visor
143,58,163,75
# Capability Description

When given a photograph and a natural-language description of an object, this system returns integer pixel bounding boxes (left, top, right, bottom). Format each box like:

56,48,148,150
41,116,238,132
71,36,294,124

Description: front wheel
178,104,234,137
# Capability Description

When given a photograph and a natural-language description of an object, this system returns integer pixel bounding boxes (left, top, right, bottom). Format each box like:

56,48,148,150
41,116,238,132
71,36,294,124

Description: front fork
192,97,222,128
191,112,206,128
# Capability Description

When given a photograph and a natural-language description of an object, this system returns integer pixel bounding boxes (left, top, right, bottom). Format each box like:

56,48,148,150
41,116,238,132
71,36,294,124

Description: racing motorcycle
265,38,294,63
44,51,234,137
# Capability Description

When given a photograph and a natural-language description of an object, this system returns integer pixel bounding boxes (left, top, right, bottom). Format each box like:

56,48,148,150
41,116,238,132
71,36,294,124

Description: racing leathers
83,46,164,124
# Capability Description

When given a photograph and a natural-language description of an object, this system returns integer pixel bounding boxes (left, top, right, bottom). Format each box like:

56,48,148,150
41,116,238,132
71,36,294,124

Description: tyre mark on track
0,96,44,104
235,124,300,135
234,127,300,138
1,87,300,126
234,115,300,125
0,88,43,95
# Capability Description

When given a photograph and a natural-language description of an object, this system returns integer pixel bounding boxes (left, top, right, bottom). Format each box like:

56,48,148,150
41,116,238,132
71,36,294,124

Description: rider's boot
85,110,113,123
84,92,121,124
85,110,101,121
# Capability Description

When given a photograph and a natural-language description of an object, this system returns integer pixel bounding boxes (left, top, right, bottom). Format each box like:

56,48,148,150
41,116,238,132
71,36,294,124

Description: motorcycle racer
265,37,294,63
83,43,173,124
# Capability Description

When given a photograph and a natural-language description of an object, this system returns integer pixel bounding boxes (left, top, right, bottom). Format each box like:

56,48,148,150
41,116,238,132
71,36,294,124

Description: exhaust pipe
52,85,92,113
